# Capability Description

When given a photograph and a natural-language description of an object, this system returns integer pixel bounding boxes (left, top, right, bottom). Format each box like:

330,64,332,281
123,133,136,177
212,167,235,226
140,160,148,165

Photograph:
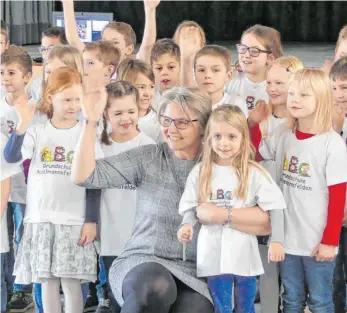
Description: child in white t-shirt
1,45,45,310
259,68,347,313
194,45,248,117
330,56,347,313
116,58,162,142
62,0,159,64
177,105,286,312
249,55,304,313
0,132,23,313
97,81,155,311
28,26,68,102
150,39,181,111
225,24,283,114
4,67,99,313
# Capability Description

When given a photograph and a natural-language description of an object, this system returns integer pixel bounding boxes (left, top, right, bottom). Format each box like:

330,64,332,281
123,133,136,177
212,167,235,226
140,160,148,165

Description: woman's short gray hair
157,87,212,132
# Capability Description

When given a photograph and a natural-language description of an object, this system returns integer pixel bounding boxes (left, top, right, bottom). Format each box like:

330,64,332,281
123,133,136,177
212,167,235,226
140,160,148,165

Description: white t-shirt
260,129,347,256
1,132,22,253
27,76,43,103
0,94,47,204
21,120,100,225
100,132,155,256
225,71,269,113
212,92,249,118
342,117,347,145
179,163,286,277
152,89,162,113
259,115,288,180
138,110,162,143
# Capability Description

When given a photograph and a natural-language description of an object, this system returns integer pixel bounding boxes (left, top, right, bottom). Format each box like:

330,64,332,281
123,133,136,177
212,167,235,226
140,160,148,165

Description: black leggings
121,262,214,313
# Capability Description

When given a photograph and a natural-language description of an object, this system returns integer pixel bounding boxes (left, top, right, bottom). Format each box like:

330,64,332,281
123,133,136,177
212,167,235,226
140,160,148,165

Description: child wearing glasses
29,27,68,102
193,45,248,117
225,24,283,114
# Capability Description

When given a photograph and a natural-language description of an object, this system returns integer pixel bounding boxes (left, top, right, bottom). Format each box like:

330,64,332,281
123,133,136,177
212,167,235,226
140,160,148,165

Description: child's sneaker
83,294,98,313
8,292,34,312
95,298,112,313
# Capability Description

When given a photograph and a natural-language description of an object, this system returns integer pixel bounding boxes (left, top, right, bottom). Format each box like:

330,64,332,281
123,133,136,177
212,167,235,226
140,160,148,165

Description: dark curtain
54,1,347,42
2,0,53,45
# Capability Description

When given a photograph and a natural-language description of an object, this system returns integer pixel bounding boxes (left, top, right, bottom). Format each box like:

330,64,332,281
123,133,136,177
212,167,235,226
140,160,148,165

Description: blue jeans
98,256,107,300
7,202,28,293
207,274,256,313
280,253,335,313
1,253,9,312
333,227,347,313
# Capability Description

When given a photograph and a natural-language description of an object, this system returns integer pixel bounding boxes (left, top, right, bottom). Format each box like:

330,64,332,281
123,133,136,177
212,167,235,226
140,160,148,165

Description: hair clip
286,64,293,73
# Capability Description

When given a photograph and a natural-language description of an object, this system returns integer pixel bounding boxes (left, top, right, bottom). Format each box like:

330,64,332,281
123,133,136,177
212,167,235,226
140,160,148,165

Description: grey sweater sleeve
269,209,284,244
180,208,198,226
78,144,157,189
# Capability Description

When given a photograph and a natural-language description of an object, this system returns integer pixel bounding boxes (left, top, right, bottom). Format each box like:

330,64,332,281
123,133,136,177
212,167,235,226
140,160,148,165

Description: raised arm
137,0,160,63
72,86,155,189
61,0,85,53
4,95,37,163
71,86,108,184
179,27,201,87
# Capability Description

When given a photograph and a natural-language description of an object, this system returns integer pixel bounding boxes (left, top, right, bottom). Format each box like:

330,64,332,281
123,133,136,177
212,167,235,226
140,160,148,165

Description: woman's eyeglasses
236,44,272,57
159,115,198,130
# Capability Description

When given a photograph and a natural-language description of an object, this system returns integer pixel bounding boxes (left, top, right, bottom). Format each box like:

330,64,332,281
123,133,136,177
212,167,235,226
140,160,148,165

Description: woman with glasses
225,24,283,115
72,86,271,313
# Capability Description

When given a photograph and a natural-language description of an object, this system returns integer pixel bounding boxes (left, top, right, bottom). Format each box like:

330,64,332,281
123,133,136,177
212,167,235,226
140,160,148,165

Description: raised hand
332,102,345,133
144,0,161,10
248,100,270,128
179,26,202,57
14,94,37,134
82,71,108,122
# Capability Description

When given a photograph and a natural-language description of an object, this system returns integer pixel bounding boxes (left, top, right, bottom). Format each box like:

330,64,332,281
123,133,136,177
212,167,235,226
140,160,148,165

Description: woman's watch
227,205,233,228
84,119,100,127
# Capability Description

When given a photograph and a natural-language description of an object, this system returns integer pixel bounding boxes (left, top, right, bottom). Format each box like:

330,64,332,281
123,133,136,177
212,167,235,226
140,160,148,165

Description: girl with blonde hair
259,69,347,312
178,105,286,313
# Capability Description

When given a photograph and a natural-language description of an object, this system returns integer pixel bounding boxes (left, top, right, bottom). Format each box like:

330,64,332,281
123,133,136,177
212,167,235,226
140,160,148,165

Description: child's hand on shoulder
248,100,270,128
311,243,336,262
268,242,285,263
79,223,97,246
332,102,345,134
177,224,193,243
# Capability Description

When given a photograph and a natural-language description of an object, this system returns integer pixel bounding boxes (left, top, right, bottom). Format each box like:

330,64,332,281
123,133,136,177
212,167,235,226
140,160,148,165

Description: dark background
54,1,347,43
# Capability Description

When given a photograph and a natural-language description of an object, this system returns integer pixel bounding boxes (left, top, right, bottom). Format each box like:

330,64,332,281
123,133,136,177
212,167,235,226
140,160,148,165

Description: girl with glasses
225,24,283,115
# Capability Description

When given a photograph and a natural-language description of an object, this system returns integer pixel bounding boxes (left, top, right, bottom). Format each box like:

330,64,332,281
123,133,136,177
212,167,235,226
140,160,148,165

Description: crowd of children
1,0,347,312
